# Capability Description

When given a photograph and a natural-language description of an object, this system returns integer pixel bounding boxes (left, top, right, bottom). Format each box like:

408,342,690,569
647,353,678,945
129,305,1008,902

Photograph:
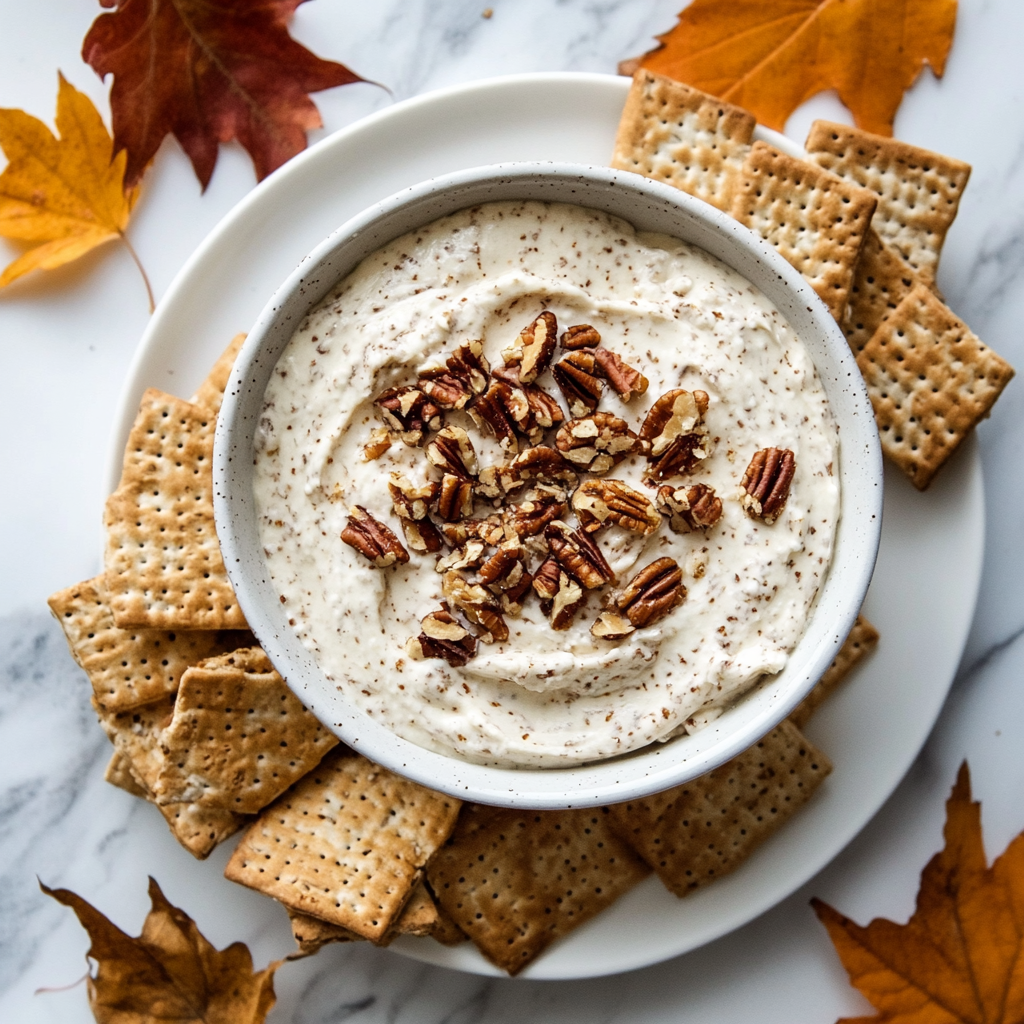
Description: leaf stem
117,230,155,313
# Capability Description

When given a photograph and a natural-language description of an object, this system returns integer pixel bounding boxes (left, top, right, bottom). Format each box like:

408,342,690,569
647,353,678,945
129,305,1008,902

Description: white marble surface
2,0,1023,1020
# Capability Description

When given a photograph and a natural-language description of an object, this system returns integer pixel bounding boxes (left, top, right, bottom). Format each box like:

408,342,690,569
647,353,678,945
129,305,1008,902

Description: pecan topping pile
341,310,798,665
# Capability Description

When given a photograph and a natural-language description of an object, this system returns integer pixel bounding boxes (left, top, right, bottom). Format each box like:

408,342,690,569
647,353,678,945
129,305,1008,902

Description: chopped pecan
500,446,578,493
502,311,557,382
399,518,444,554
615,557,686,628
374,385,443,445
532,556,561,603
551,350,605,417
362,427,393,461
549,571,585,630
470,380,520,452
341,506,410,567
499,570,534,616
442,570,509,643
407,605,477,667
590,611,636,641
478,538,527,592
436,539,487,573
571,479,661,535
741,448,796,523
506,485,568,538
638,389,710,481
440,514,509,549
426,425,478,479
475,464,505,500
388,474,438,521
435,473,475,522
655,483,723,532
419,340,490,407
561,323,601,349
555,413,639,475
544,521,615,590
592,348,649,401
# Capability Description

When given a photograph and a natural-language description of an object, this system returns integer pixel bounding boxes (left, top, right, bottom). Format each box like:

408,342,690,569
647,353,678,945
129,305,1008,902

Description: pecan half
551,350,605,417
362,427,393,461
478,538,527,592
502,311,557,382
374,385,443,445
561,323,601,349
532,556,561,603
500,446,578,493
555,413,639,475
388,474,439,521
592,348,649,401
544,521,615,589
590,611,636,641
442,571,509,643
741,448,796,523
435,473,475,522
419,340,490,407
493,364,566,436
655,483,723,532
426,425,478,479
506,485,568,538
638,389,710,481
407,605,477,667
341,506,410,567
549,571,585,630
470,380,520,452
571,479,661,535
615,557,686,627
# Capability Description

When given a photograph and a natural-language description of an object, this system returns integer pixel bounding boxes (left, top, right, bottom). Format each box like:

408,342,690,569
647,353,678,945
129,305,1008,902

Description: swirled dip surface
253,200,840,767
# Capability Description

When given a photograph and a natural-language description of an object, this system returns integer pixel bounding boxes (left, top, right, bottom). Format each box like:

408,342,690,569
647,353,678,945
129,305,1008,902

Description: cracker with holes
789,615,879,729
842,228,920,354
191,332,246,412
153,647,338,814
287,880,440,956
611,70,756,212
224,750,461,943
47,575,251,711
857,283,1015,489
731,141,877,321
104,388,246,629
94,692,245,857
805,121,970,289
606,720,830,897
427,806,651,975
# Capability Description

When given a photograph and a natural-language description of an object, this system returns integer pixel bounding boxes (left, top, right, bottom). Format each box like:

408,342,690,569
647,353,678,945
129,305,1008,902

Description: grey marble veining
3,0,1024,1020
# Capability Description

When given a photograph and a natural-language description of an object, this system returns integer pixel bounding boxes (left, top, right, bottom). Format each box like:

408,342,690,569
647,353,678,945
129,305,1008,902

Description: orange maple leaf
627,0,958,137
41,877,281,1024
813,763,1024,1024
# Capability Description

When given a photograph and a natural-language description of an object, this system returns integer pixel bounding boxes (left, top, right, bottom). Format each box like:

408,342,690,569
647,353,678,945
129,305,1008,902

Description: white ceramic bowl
214,161,882,809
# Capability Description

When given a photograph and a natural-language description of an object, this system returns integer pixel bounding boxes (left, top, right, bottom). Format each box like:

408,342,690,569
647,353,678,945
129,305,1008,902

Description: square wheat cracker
606,720,831,897
191,332,246,413
47,575,250,711
104,388,246,629
427,806,650,975
857,283,1015,489
224,750,461,943
789,615,879,729
154,647,338,814
805,120,970,288
611,70,756,213
731,142,877,322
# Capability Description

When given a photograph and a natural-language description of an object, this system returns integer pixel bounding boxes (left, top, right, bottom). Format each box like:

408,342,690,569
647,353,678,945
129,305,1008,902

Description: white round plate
108,73,984,980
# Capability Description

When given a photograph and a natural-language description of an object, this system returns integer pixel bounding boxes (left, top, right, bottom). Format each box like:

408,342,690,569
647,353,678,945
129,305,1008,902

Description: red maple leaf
82,0,369,190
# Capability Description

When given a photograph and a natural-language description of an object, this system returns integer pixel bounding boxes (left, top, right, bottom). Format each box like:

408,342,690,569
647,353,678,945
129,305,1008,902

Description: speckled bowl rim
214,162,882,808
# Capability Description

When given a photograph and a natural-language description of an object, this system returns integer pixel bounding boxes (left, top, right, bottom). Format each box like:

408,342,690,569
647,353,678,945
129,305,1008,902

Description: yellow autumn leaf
0,72,151,306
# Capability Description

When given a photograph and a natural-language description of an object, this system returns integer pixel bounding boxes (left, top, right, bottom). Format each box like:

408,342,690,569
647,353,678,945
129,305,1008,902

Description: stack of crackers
49,70,979,975
612,70,1014,490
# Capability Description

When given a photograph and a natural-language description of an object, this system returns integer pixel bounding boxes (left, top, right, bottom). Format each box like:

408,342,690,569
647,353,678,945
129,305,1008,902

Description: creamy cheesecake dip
253,199,840,768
